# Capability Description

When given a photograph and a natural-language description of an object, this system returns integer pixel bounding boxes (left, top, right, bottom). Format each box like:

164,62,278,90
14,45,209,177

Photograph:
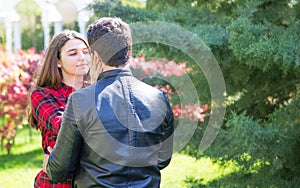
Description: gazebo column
54,22,62,35
42,21,50,49
41,1,62,49
77,10,89,37
5,21,12,53
78,18,87,37
73,0,93,37
4,8,20,53
13,21,21,51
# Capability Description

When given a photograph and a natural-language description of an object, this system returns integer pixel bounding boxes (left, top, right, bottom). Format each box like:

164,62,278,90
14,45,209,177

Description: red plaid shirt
31,82,74,188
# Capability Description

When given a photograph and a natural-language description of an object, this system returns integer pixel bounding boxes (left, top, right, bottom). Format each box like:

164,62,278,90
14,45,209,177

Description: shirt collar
97,67,132,81
60,82,75,97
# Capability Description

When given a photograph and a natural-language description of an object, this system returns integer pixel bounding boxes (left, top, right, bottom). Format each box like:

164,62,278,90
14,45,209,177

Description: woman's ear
57,60,62,68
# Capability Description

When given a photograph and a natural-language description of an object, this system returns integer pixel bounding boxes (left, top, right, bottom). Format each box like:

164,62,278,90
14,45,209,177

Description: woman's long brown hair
27,30,90,129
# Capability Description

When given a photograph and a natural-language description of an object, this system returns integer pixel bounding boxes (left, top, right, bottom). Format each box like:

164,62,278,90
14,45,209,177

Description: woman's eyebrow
66,47,88,52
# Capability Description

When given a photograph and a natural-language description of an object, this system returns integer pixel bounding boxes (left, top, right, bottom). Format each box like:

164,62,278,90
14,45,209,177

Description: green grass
0,126,43,188
0,127,236,188
161,154,237,188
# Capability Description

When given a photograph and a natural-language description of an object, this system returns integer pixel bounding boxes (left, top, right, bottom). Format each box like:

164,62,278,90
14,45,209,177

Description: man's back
73,68,174,187
46,17,174,188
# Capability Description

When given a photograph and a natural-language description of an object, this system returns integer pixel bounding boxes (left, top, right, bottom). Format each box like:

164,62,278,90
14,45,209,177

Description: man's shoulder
70,84,96,99
136,80,162,93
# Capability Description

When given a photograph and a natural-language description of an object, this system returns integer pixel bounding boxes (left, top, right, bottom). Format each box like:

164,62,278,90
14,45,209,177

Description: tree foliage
90,0,300,186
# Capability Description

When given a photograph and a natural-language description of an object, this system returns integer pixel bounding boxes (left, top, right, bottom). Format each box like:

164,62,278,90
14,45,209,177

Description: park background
0,0,299,187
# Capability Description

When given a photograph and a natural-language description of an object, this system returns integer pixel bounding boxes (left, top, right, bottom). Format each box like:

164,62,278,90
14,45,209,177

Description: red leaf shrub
130,55,210,122
0,50,209,154
0,47,41,154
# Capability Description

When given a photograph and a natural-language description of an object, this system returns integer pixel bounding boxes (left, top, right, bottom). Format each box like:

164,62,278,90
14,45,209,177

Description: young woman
27,30,90,188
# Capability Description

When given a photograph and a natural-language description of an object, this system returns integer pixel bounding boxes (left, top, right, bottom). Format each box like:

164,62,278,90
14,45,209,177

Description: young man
46,17,174,187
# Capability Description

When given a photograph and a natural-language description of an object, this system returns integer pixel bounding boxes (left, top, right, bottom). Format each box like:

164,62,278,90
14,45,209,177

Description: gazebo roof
1,0,93,52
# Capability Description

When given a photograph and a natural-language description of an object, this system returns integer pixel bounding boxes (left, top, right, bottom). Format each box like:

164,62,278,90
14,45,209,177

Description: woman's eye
68,51,77,56
67,49,89,56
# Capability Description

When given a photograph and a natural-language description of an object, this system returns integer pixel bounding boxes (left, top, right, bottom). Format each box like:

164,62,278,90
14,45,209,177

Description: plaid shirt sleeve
31,88,65,134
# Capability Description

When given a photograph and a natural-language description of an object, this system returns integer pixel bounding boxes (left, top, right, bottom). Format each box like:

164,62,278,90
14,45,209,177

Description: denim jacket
47,68,174,188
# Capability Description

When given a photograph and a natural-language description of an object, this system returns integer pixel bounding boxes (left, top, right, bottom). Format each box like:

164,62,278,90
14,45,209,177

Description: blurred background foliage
87,0,300,187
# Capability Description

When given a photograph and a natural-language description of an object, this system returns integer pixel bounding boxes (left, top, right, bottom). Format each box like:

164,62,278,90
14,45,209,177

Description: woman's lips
76,64,88,67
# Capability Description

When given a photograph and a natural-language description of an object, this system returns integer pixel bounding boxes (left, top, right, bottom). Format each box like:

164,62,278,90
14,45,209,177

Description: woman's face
57,38,90,79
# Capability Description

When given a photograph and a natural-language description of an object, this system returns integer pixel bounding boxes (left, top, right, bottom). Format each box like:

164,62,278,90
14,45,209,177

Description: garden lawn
161,154,237,188
0,127,236,188
0,126,42,188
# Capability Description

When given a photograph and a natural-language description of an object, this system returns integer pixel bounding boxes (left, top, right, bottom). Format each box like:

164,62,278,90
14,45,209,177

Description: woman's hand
42,146,53,173
89,51,103,83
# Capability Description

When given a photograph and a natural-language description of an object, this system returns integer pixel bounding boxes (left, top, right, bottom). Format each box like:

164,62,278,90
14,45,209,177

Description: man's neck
102,65,118,72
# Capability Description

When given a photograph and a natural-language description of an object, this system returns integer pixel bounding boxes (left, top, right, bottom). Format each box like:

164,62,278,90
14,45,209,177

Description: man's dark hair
87,17,132,67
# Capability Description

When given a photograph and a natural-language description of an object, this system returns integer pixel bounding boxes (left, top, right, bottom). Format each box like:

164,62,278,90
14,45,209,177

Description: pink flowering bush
0,49,209,154
129,55,210,122
129,54,189,77
0,47,40,154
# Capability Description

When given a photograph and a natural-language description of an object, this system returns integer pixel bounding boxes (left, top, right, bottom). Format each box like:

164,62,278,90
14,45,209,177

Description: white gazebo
1,0,93,52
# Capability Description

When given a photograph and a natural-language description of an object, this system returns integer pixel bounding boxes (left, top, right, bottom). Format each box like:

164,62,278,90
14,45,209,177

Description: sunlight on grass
0,126,41,156
0,127,238,188
161,153,238,188
0,168,40,188
0,127,42,188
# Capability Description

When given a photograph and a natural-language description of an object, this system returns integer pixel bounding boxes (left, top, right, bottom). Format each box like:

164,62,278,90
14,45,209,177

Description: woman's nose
78,51,85,60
